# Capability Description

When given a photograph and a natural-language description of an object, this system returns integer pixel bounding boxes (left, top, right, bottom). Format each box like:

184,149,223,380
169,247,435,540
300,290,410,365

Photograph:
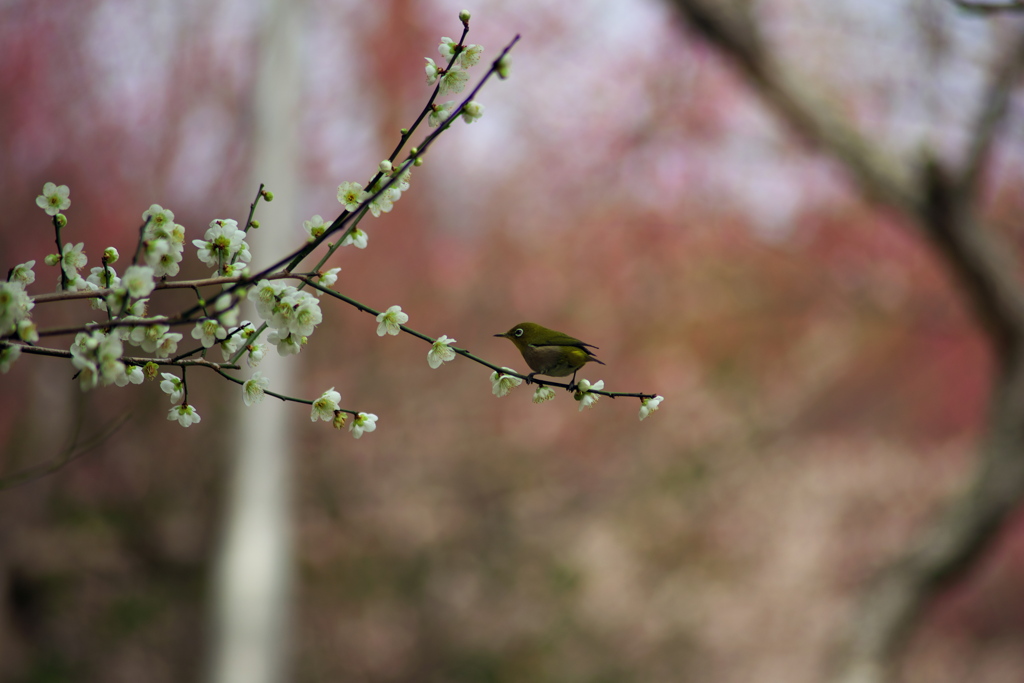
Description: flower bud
104,247,119,263
497,54,511,79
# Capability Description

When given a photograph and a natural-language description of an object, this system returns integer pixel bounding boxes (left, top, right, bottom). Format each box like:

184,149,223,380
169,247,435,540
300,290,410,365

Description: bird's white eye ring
514,328,524,337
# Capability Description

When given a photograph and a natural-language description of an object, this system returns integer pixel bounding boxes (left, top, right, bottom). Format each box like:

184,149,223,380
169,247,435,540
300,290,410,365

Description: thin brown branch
29,271,300,304
12,343,239,369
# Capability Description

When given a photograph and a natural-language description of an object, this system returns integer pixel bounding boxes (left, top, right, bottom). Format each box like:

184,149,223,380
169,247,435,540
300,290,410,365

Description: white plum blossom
532,386,556,404
142,206,186,277
142,204,175,232
427,335,457,369
388,165,412,196
115,365,145,387
285,290,322,337
153,331,183,357
0,281,34,335
122,265,156,299
65,274,89,292
70,330,124,391
267,329,302,356
193,218,250,273
337,182,368,212
574,379,605,411
11,261,36,287
127,320,182,357
243,372,270,406
375,305,408,336
36,182,70,216
152,244,183,277
458,43,483,67
85,266,119,301
349,412,378,439
168,404,201,427
128,319,172,353
438,67,469,95
428,101,455,127
247,279,291,319
303,215,327,241
15,318,37,343
246,342,266,367
120,298,148,317
366,179,397,217
0,344,21,373
316,267,341,295
160,372,184,403
60,242,87,280
119,366,146,387
638,395,664,421
141,236,170,267
191,318,228,348
461,101,484,124
438,37,459,60
17,319,38,343
425,57,440,85
311,387,341,422
168,222,186,248
220,321,256,361
340,228,368,249
265,293,298,333
490,368,523,397
438,37,483,68
247,281,322,347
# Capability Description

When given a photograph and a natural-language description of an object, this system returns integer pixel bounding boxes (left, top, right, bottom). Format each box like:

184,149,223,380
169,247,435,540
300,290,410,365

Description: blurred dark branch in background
0,412,132,491
950,0,1024,14
667,1,1024,681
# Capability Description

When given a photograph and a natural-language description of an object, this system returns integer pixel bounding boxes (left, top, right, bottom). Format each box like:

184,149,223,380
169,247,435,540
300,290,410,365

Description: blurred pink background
2,0,1024,681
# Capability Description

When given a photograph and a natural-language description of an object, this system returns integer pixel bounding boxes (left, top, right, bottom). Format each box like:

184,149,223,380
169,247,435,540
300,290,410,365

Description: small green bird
495,322,605,389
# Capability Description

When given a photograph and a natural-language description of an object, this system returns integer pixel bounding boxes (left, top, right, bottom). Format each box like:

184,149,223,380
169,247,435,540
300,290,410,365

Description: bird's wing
530,333,599,351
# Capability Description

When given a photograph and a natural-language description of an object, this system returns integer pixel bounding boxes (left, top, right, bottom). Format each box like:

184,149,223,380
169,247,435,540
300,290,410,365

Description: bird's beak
493,333,505,338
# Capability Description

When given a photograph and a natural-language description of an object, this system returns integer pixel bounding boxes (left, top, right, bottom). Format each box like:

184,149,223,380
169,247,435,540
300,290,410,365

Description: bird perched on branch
495,322,604,390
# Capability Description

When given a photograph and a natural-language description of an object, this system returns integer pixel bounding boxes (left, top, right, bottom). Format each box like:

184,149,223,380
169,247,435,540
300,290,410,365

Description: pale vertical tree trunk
206,1,305,682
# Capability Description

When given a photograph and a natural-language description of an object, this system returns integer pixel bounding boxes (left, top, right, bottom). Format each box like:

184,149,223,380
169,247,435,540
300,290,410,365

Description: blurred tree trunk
206,1,305,681
666,2,1024,682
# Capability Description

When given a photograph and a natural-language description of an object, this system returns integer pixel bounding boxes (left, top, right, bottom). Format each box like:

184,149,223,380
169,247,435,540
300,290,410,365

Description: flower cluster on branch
0,12,661,444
